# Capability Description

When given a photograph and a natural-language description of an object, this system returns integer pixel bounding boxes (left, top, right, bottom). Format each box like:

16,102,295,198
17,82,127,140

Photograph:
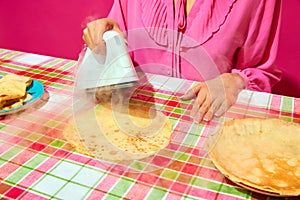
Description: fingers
181,83,210,122
189,83,227,123
85,20,106,50
190,85,211,122
180,84,202,100
82,18,122,51
82,28,94,49
192,97,227,123
192,98,211,122
214,101,227,117
203,99,225,121
182,73,244,123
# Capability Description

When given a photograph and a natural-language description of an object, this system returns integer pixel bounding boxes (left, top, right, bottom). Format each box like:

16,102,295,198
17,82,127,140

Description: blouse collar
140,0,237,47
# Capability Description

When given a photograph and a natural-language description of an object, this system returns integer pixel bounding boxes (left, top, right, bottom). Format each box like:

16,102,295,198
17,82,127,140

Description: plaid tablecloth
0,48,299,200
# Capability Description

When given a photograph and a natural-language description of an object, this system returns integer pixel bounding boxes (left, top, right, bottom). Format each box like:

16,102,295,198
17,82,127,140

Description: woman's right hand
82,18,122,51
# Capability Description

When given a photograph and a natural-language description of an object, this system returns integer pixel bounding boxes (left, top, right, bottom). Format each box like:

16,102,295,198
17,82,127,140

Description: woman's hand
82,18,122,51
181,73,246,122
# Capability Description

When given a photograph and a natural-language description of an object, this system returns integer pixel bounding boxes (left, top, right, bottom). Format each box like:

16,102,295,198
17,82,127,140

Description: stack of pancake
208,118,300,196
0,74,32,110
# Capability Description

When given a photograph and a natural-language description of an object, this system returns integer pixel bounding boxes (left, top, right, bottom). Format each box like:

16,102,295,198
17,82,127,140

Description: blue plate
0,79,44,115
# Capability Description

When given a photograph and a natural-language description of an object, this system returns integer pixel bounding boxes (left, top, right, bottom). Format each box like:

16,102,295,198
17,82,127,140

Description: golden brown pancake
208,118,300,196
2,74,33,87
0,79,27,102
63,103,172,161
0,74,33,111
1,93,32,110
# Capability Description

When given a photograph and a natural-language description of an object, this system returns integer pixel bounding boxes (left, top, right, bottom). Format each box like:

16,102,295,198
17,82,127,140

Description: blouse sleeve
232,0,282,92
107,0,129,32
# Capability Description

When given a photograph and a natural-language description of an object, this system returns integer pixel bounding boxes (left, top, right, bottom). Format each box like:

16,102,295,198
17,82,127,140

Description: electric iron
76,30,139,91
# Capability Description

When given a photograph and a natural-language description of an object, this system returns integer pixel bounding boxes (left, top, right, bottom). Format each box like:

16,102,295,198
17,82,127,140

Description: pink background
0,0,299,97
272,0,300,97
0,0,113,60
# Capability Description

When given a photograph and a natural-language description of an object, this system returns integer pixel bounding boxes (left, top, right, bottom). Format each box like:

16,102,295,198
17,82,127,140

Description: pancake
63,103,172,161
0,74,33,110
2,74,33,87
208,118,300,196
0,79,27,102
1,93,32,110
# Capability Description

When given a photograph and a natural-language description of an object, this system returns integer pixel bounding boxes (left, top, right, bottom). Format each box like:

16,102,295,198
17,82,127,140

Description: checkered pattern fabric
0,48,299,200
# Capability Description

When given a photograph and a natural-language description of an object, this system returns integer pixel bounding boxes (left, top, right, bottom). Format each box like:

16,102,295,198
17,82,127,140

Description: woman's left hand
180,73,246,122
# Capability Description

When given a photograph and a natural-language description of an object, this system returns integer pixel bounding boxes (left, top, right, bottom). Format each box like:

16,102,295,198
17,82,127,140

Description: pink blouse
108,0,282,92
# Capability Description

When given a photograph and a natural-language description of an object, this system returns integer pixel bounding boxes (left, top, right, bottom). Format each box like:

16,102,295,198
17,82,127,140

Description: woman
83,0,282,122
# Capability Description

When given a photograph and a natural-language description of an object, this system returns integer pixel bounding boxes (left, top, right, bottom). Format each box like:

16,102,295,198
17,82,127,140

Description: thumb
180,84,201,100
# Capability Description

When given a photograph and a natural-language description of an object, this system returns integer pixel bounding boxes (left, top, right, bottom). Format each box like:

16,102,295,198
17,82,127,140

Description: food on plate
0,74,33,110
63,103,172,161
208,118,300,196
2,74,33,87
0,80,26,100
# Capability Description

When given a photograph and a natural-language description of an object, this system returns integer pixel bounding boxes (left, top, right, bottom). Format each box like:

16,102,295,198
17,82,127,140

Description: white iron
76,30,139,90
